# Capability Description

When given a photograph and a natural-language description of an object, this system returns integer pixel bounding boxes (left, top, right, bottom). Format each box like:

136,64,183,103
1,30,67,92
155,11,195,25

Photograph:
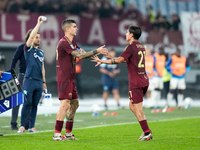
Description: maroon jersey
120,41,149,89
56,36,79,82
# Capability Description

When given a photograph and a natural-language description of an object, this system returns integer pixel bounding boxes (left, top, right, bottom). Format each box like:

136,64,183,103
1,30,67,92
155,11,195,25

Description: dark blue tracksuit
21,45,44,129
10,43,27,126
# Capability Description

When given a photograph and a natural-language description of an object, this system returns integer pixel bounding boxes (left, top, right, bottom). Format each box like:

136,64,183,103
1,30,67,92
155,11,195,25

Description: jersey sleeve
10,44,24,69
24,44,31,52
61,41,75,54
120,45,132,63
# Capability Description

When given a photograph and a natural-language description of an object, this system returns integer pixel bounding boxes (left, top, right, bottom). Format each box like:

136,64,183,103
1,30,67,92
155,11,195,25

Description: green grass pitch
0,107,200,150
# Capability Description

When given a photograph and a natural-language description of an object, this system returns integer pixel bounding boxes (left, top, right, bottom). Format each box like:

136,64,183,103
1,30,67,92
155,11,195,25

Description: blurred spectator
23,0,37,14
116,0,125,8
98,2,112,18
0,0,8,13
158,16,171,32
111,3,124,20
155,10,162,20
93,0,102,9
60,0,71,14
139,14,153,32
146,4,155,23
170,14,180,30
36,0,50,13
69,0,85,15
49,1,61,13
124,3,141,20
6,0,24,13
81,2,98,19
2,0,182,33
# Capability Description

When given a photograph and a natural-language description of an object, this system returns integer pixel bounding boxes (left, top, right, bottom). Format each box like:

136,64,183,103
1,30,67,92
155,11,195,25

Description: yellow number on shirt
129,90,132,98
138,51,145,68
56,49,58,60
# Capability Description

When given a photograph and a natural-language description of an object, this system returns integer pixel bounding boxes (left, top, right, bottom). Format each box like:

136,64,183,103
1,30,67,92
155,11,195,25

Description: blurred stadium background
0,0,200,100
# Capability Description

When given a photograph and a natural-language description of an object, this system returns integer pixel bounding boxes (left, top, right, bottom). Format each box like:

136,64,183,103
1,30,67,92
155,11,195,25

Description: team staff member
144,46,154,108
99,48,120,110
53,19,108,141
10,36,30,130
163,49,190,111
18,16,47,133
92,25,152,141
151,47,166,108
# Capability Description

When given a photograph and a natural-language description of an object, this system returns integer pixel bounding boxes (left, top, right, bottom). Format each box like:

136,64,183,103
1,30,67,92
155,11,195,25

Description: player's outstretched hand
91,55,102,67
97,45,108,55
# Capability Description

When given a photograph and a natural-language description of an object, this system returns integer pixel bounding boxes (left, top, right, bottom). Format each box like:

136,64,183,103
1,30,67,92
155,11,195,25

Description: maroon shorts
57,82,78,100
129,86,148,104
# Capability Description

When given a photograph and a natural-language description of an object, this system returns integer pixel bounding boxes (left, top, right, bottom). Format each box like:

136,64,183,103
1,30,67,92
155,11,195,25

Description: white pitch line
3,116,200,136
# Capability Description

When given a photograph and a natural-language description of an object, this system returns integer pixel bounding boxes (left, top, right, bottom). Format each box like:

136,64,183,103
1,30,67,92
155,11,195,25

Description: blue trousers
11,73,24,125
21,78,43,129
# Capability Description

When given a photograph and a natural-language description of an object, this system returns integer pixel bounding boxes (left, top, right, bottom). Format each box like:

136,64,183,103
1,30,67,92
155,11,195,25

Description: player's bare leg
129,101,146,121
146,91,151,99
112,89,120,108
65,99,79,140
129,101,152,141
103,91,108,109
57,100,70,120
53,99,70,141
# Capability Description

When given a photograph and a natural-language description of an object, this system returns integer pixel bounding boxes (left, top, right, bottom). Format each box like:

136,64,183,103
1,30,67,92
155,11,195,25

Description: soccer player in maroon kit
53,19,108,141
92,25,153,141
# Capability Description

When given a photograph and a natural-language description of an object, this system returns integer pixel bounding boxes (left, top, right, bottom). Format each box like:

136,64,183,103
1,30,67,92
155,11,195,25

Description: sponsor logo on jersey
34,53,44,62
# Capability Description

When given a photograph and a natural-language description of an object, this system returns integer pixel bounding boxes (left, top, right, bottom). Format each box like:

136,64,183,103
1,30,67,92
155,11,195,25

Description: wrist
93,49,98,55
43,81,46,83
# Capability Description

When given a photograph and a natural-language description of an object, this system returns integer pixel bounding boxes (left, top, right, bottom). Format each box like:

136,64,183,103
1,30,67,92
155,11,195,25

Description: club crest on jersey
70,44,75,49
39,51,44,56
69,93,72,97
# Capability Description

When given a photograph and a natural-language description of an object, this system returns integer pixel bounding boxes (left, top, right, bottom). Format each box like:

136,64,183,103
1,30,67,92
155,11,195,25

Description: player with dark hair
18,16,47,133
10,29,32,130
52,19,108,141
92,25,153,141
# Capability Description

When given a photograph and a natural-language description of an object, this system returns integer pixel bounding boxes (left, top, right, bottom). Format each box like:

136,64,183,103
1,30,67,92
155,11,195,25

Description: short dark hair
62,19,76,31
25,29,40,42
128,25,142,40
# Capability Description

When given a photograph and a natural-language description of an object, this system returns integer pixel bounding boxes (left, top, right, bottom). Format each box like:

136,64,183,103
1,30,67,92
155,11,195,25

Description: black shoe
104,104,108,110
0,133,3,136
11,124,18,130
117,103,120,108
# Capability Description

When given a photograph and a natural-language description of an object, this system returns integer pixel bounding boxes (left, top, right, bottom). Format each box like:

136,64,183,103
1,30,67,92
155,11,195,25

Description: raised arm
26,16,44,47
71,45,108,59
42,63,47,91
